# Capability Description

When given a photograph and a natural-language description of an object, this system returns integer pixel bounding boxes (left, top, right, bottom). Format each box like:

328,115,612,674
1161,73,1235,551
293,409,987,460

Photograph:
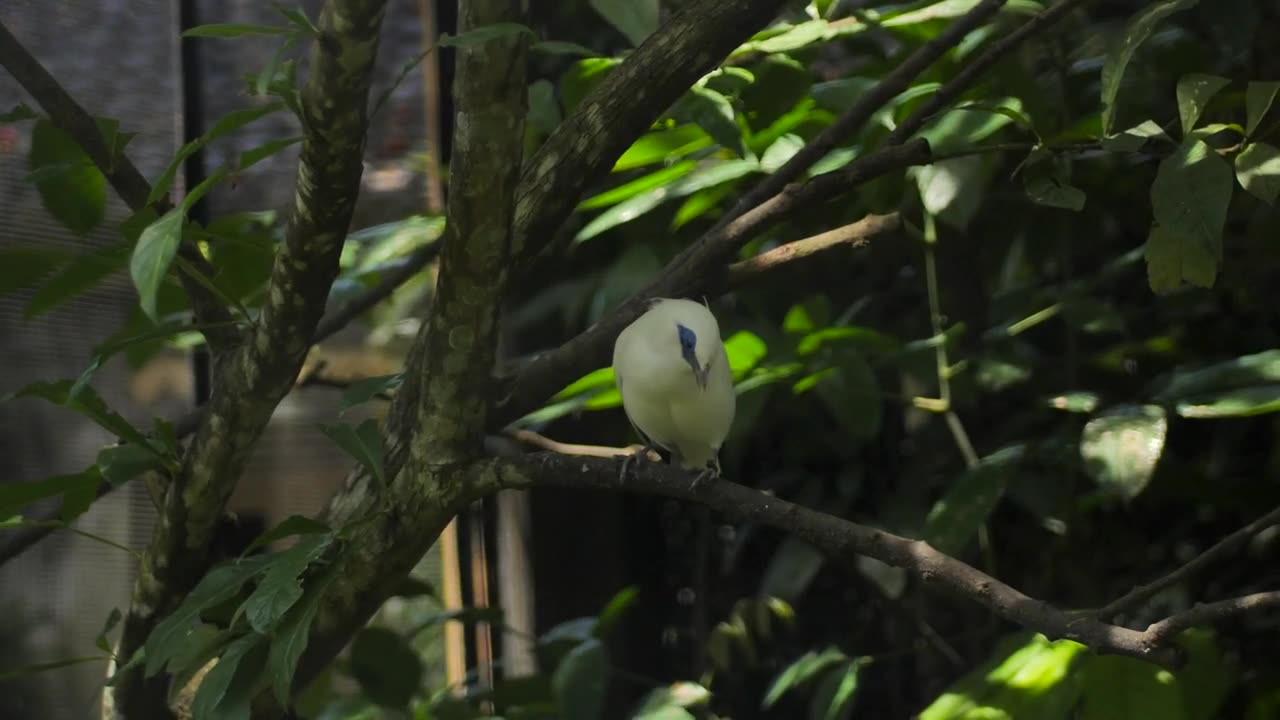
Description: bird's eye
677,324,697,350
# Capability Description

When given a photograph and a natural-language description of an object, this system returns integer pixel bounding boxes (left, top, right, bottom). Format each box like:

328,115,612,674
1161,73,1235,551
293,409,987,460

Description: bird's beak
689,358,708,390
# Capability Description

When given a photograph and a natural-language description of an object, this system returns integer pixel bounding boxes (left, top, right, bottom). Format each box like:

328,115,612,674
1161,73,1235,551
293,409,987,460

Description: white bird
612,297,736,485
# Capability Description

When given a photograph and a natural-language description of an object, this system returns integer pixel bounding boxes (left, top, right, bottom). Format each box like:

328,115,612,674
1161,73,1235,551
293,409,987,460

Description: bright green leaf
613,125,711,172
595,585,639,639
1080,404,1167,501
1102,119,1173,153
670,86,744,157
808,660,859,720
1234,142,1280,205
724,331,768,379
1175,385,1280,418
129,208,185,322
1176,74,1231,134
1100,0,1200,134
918,632,1086,720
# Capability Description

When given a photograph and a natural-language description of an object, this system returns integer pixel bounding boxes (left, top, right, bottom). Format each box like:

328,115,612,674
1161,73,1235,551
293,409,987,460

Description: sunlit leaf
808,659,859,720
1102,119,1173,152
1175,385,1280,418
1100,0,1200,134
1234,142,1280,205
919,633,1086,720
1154,349,1280,400
670,86,744,157
1080,404,1167,500
613,125,711,172
1175,74,1230,134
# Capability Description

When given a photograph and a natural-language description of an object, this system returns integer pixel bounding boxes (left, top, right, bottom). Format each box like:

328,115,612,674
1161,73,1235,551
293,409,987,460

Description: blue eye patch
677,324,697,353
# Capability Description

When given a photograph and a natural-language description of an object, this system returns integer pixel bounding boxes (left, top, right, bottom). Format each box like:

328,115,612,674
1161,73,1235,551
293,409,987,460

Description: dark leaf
1150,138,1232,283
1245,81,1280,137
242,533,335,634
96,443,167,487
95,608,123,653
1100,0,1200,134
594,585,639,638
0,103,38,123
268,560,340,706
182,23,293,38
149,104,284,205
242,514,331,557
0,466,101,523
1078,654,1186,720
350,627,424,709
439,22,535,48
24,241,130,319
129,208,185,321
319,419,387,486
1154,350,1280,400
589,0,657,46
190,633,269,720
553,637,608,720
0,247,68,296
763,647,847,708
1234,142,1280,205
808,660,859,720
7,380,156,451
1175,385,1280,418
532,40,598,57
1176,74,1231,134
339,374,403,415
923,445,1025,555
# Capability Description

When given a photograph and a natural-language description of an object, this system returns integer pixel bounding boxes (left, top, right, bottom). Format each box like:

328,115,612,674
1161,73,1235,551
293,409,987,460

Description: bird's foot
618,446,656,485
689,458,721,493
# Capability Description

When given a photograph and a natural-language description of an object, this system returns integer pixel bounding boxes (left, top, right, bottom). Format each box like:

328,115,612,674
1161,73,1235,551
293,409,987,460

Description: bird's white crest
612,298,736,471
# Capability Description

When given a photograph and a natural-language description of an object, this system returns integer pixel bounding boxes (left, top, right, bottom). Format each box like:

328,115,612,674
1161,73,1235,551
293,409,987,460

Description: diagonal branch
108,2,392,715
483,454,1279,669
0,20,236,350
1095,504,1280,621
510,0,792,262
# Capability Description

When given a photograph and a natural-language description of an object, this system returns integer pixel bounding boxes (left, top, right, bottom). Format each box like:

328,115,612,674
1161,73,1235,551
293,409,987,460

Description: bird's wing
617,367,662,450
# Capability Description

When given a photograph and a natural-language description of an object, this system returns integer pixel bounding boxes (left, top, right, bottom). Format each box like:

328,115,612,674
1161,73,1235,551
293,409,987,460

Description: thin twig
1145,591,1280,643
1095,504,1280,620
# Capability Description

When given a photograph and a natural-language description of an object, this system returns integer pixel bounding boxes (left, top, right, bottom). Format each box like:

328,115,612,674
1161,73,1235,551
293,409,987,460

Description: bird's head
676,322,710,390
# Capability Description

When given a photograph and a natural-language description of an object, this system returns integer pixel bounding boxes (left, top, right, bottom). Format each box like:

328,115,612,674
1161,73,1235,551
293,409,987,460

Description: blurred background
3,0,1280,718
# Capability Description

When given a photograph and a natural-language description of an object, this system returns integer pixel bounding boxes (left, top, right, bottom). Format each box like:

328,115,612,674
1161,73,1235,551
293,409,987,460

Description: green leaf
1100,0,1200,134
590,0,658,46
1176,630,1233,720
594,585,639,639
760,134,805,173
350,627,424,709
319,419,386,487
1234,142,1280,205
760,536,825,602
578,161,698,210
96,443,166,487
807,350,881,441
923,445,1024,555
1,103,38,123
613,125,711,172
95,608,123,652
1145,224,1214,294
191,633,270,720
25,241,131,319
918,632,1086,720
73,317,214,400
553,637,608,720
1246,81,1280,137
1154,350,1280,400
182,23,293,37
1023,173,1086,211
575,159,757,242
724,331,768,379
917,98,1023,154
0,247,68,296
129,208,186,322
0,655,108,681
1078,655,1186,720
243,514,331,557
238,135,303,170
763,647,847,708
634,682,709,719
339,373,404,415
1176,74,1231,134
1150,138,1233,274
8,380,156,451
268,560,339,706
917,155,989,228
808,660,859,720
273,4,319,35
166,624,233,701
1175,385,1280,418
29,119,106,235
528,79,562,136
1102,119,1173,153
670,86,744,157
149,104,284,206
0,466,101,523
439,22,535,48
532,40,598,58
144,555,272,676
243,533,335,633
1080,404,1167,501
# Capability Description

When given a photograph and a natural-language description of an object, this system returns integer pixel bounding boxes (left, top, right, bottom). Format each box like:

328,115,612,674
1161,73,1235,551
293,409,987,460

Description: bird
612,297,736,488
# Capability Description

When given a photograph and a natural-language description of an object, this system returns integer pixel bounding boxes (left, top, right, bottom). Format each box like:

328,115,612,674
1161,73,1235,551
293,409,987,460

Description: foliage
3,0,1280,719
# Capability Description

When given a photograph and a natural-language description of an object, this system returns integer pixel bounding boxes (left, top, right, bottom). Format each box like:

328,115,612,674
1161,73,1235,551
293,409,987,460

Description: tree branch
0,19,236,349
510,0,792,262
1094,504,1280,621
108,2,391,715
282,0,531,700
725,212,900,288
482,454,1279,669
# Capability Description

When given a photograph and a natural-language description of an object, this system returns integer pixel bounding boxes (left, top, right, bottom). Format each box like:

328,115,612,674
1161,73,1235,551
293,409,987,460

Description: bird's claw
618,446,655,485
689,459,721,493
